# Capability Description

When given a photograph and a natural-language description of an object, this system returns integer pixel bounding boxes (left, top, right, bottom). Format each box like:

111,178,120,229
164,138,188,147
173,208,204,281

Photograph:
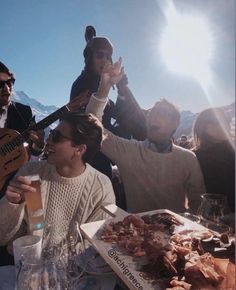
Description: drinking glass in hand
24,174,44,231
197,193,231,233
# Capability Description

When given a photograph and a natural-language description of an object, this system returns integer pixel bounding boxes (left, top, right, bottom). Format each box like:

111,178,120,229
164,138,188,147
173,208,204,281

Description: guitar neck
35,105,70,130
3,93,87,149
21,105,70,141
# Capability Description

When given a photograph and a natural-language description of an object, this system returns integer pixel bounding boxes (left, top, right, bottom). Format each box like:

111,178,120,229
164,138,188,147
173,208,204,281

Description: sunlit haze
0,0,234,113
160,1,214,93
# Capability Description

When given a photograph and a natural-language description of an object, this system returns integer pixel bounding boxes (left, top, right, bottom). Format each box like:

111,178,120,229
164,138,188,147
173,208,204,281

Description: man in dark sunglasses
0,61,44,155
1,112,115,260
0,61,45,266
48,129,74,143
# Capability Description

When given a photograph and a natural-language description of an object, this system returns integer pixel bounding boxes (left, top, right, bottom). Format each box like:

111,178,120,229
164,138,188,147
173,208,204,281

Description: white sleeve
85,94,108,121
86,94,136,166
0,196,26,245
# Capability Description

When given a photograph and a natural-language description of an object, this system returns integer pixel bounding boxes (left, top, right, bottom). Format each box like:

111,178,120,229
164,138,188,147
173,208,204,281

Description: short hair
62,112,103,163
0,61,15,81
149,99,181,131
193,107,231,148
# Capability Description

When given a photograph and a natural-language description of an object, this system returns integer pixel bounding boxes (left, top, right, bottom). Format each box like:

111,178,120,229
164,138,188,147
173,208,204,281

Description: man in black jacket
0,61,45,265
0,61,44,154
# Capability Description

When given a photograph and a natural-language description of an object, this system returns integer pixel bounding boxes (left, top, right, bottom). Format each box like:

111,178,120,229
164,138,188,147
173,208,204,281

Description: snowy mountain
13,91,58,122
12,91,61,136
12,91,235,139
175,102,235,139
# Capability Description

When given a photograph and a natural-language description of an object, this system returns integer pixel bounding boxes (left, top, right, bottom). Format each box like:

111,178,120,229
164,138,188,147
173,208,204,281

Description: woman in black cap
70,26,146,180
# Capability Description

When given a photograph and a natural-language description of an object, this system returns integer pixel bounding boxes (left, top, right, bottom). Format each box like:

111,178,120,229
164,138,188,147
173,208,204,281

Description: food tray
80,208,211,290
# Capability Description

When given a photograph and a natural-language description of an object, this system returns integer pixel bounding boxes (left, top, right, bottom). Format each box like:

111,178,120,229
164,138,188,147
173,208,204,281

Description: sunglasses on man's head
94,51,112,60
49,129,73,143
0,78,15,89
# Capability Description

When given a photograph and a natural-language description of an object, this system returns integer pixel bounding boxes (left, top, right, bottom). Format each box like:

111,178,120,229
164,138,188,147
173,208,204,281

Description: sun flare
159,1,214,91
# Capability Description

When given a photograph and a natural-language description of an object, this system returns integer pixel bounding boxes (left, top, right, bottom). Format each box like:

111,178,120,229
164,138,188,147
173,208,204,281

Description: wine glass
66,220,83,278
197,193,231,234
16,258,71,289
16,260,42,290
41,222,67,261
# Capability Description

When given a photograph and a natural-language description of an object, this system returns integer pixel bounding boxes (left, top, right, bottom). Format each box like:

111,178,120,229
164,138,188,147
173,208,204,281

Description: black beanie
83,26,113,62
0,61,15,80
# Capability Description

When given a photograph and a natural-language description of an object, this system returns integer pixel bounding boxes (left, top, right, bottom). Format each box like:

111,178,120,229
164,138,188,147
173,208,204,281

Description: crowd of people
0,26,235,267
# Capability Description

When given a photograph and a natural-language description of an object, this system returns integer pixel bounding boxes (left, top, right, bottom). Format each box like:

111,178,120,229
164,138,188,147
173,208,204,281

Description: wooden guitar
0,91,90,191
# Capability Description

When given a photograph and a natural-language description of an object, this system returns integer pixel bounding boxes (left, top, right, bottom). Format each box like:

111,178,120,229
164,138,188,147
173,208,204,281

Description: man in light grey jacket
86,58,205,214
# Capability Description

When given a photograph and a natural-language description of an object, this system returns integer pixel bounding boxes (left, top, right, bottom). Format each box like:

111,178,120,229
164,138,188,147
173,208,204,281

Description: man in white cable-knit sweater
0,112,115,256
86,58,206,214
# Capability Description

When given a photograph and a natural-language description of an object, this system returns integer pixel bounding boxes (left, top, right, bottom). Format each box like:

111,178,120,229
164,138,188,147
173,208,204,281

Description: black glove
116,73,128,95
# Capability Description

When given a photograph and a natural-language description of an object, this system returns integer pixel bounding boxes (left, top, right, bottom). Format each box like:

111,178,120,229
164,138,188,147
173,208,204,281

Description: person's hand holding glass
6,174,44,232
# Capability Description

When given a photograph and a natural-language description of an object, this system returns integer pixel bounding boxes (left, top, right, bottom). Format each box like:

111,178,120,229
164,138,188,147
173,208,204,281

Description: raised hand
97,58,124,98
29,129,45,151
28,119,45,151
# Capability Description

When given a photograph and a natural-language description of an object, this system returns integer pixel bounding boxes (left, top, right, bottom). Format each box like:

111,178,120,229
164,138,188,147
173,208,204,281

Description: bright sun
160,1,214,90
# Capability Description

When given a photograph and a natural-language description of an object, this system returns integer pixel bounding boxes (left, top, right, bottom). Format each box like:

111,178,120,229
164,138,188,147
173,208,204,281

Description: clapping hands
97,57,124,98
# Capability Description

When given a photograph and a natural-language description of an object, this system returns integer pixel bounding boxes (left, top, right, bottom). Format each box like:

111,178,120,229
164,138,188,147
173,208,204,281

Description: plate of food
80,207,235,290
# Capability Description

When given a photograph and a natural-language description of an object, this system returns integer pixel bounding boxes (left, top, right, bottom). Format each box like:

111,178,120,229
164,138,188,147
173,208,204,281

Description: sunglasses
0,78,15,89
94,51,112,60
49,129,73,143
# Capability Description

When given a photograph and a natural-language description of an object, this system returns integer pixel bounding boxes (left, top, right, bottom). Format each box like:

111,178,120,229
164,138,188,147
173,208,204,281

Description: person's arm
87,93,137,167
15,104,45,156
85,174,116,223
0,175,35,245
0,196,25,245
86,58,136,165
86,57,123,119
28,129,45,156
115,74,147,140
86,93,108,122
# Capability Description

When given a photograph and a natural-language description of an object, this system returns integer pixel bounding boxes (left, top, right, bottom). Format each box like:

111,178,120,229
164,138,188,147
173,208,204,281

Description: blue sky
1,0,235,112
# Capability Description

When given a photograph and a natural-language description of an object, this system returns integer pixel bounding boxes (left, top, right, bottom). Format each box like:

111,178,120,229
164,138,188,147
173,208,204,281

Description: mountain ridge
12,91,235,138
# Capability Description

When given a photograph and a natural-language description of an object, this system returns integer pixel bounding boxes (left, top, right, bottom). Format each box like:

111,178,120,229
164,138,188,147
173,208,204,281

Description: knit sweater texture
86,95,206,213
0,161,115,247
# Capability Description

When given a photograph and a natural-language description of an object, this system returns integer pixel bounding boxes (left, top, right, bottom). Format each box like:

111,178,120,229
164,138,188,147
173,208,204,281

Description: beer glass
24,174,44,231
